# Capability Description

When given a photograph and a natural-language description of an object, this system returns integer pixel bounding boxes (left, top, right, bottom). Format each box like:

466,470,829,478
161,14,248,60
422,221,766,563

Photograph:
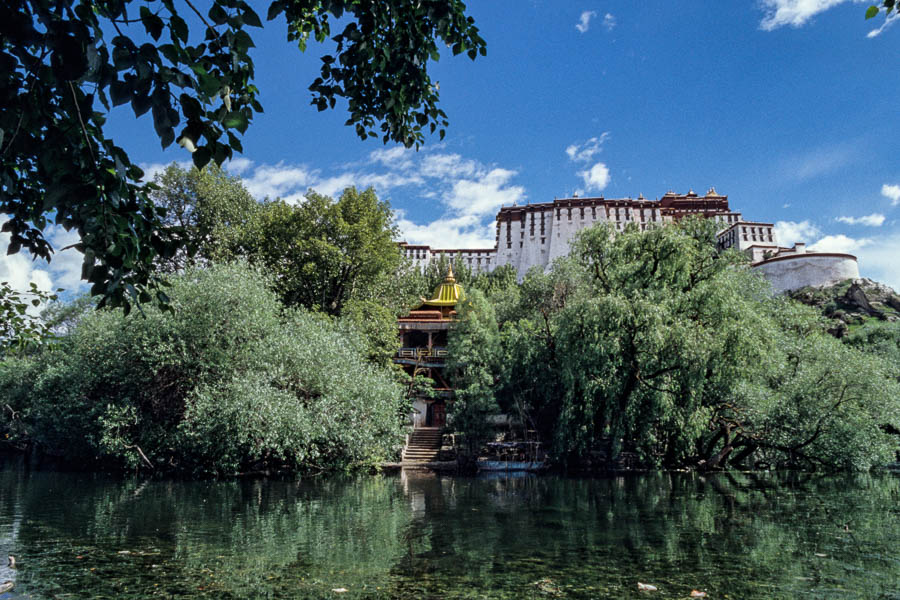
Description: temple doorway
425,401,446,428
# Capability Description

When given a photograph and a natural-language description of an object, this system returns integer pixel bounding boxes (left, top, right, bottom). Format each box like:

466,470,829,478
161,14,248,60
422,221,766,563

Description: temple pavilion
396,266,465,429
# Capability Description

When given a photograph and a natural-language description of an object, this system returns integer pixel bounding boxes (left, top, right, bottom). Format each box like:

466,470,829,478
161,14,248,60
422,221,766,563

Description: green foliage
0,281,59,356
150,162,258,271
867,1,896,19
1,0,483,310
543,221,769,464
843,320,900,379
746,303,900,471
0,262,405,475
39,292,95,335
448,219,900,471
224,187,402,316
339,298,401,368
446,288,502,450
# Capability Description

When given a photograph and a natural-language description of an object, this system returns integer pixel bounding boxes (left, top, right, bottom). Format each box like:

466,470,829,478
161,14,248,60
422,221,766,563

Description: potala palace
399,189,859,293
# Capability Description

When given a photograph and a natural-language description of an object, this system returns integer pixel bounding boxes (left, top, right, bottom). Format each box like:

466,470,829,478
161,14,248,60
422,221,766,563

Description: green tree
741,301,900,471
1,0,485,309
0,281,59,355
843,320,900,382
226,187,401,316
150,162,257,271
454,218,900,471
0,262,406,475
39,292,95,335
446,288,502,452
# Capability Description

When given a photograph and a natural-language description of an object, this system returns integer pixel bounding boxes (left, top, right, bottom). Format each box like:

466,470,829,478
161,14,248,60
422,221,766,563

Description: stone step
403,451,440,459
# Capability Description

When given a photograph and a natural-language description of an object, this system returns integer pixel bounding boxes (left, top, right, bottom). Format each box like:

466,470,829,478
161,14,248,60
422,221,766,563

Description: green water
0,466,898,599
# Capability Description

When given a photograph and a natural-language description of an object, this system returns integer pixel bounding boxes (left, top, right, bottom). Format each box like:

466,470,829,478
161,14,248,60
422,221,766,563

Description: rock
841,283,882,318
887,295,900,313
827,319,848,338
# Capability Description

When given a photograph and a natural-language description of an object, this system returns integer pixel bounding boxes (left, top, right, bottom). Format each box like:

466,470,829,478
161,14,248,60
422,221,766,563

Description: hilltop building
396,266,465,429
399,189,859,293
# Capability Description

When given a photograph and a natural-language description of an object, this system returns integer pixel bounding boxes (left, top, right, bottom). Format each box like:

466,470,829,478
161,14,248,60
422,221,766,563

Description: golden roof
420,264,465,307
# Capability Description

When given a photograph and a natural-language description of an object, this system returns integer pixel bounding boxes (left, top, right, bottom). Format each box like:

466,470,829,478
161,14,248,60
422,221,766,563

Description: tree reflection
0,466,898,599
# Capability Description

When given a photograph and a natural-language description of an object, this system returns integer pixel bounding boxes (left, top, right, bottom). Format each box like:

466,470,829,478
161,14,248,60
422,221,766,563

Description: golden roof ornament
420,264,465,307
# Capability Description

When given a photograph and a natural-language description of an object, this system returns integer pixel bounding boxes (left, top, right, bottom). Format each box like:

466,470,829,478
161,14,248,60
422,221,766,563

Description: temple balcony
394,346,448,366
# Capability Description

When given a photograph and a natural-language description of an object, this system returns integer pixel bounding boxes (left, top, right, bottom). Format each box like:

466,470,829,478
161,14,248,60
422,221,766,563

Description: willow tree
446,288,502,452
541,219,772,465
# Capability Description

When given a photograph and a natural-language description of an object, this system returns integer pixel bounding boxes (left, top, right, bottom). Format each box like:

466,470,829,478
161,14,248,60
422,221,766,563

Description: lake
0,466,898,599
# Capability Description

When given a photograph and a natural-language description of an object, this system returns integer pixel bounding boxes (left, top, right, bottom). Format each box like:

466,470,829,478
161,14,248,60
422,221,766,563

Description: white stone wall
752,254,860,293
402,197,860,292
717,220,775,253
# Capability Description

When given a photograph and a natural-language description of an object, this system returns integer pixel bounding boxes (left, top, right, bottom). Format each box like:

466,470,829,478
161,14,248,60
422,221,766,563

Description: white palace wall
399,191,861,293
752,254,860,294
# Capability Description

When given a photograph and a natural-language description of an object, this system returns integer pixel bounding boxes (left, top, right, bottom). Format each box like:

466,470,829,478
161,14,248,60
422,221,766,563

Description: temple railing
396,346,448,359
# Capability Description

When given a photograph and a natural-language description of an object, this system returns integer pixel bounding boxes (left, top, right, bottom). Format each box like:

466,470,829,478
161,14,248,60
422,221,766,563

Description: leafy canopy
0,0,485,309
0,281,60,356
0,262,406,475
223,186,402,315
150,162,257,272
449,219,900,471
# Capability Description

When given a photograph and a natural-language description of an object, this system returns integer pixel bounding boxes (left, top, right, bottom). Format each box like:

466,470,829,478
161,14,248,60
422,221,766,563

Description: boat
476,441,548,472
476,459,547,472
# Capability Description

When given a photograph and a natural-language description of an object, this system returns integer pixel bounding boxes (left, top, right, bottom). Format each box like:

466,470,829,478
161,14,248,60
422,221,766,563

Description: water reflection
0,463,898,599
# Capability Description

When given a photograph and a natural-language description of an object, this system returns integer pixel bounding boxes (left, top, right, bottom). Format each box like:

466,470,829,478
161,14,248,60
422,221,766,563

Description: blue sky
3,0,900,295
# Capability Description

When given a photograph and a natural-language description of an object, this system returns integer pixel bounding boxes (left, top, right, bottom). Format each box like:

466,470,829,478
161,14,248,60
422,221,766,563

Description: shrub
0,263,405,475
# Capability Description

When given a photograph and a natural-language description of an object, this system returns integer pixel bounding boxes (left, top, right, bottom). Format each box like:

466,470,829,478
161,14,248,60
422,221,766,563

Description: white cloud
575,10,597,33
368,146,415,170
759,0,858,31
779,142,859,183
809,233,873,254
395,212,494,249
759,0,891,37
881,183,900,206
775,220,821,247
853,232,900,291
240,162,315,201
836,213,885,227
774,217,899,290
578,162,611,192
446,168,526,217
139,160,192,183
420,153,479,180
219,149,527,249
565,133,610,163
602,13,616,31
226,157,254,175
1,218,87,314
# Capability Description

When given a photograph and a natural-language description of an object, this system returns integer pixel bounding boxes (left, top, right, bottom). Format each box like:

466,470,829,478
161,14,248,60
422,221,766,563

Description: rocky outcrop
789,278,900,337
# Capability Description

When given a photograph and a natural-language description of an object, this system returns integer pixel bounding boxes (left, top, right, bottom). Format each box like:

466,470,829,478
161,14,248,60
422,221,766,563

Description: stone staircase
402,428,444,463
